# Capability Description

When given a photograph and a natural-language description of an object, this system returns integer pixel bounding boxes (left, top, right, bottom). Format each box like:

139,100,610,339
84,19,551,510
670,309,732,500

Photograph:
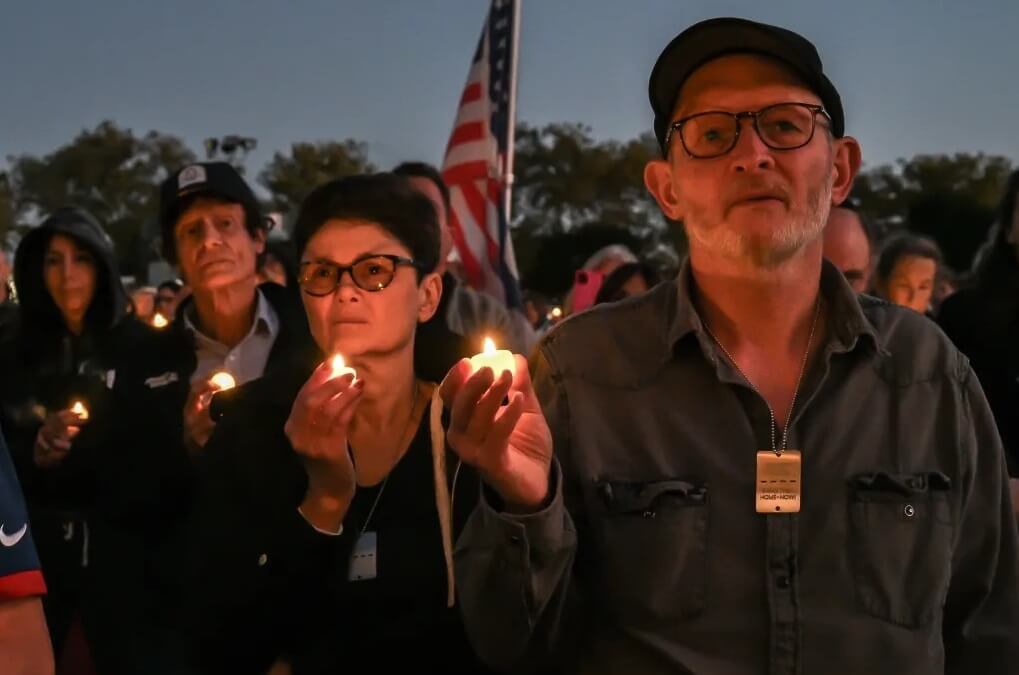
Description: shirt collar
184,288,279,348
666,258,885,357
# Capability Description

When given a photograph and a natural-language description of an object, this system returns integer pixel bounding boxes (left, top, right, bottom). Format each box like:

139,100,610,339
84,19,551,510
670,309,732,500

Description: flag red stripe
460,82,482,105
442,161,489,186
448,121,485,148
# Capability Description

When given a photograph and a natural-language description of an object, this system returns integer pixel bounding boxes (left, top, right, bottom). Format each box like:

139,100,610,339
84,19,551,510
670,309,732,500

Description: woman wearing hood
0,206,139,672
171,174,497,674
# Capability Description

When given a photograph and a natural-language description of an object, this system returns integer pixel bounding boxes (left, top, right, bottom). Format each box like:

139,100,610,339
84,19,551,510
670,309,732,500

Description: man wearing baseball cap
443,18,1019,674
148,161,313,452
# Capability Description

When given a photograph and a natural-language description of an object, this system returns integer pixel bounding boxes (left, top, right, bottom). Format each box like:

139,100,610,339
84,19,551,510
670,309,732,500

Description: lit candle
152,313,169,329
208,371,236,392
468,337,515,380
70,400,89,422
328,354,357,381
549,306,563,320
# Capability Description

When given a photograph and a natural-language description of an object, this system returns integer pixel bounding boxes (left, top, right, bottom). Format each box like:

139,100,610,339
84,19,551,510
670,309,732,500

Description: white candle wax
468,337,515,380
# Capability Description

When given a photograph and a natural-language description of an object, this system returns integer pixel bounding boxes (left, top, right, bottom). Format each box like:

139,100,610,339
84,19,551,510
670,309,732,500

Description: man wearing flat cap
441,17,1019,675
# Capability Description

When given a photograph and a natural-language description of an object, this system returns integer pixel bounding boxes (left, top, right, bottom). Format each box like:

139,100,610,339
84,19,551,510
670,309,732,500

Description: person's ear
831,136,862,206
644,159,685,221
253,228,268,256
417,272,443,323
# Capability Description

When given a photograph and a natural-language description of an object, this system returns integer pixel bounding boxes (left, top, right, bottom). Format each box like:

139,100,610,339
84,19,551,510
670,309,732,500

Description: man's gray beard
689,178,834,269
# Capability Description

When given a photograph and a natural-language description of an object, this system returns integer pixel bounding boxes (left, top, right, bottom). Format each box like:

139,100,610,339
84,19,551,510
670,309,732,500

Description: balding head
823,207,872,293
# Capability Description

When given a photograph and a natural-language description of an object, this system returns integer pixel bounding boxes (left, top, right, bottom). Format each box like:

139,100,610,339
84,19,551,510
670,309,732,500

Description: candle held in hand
329,354,357,381
468,338,515,380
209,371,236,392
152,313,169,329
70,400,89,422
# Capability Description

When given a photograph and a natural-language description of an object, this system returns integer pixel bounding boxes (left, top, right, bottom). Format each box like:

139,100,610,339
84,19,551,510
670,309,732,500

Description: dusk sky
2,0,1016,184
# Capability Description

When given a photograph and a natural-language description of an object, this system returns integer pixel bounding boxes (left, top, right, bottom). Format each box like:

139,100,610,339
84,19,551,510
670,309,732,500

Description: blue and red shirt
0,427,45,599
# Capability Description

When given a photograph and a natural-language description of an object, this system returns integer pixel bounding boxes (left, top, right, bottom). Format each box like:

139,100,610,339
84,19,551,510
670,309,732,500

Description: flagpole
503,0,521,223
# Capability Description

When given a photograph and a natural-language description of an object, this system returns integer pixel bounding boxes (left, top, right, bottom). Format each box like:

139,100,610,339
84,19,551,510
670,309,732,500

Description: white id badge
348,531,378,581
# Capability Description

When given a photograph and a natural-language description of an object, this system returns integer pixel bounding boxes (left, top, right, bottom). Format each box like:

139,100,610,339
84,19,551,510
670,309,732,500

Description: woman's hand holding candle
440,353,553,511
33,407,86,468
286,357,366,532
468,338,516,381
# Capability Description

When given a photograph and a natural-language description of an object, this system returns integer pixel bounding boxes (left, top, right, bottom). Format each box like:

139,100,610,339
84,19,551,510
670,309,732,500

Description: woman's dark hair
971,169,1019,291
292,173,441,276
875,233,943,285
12,207,127,359
393,161,451,218
595,262,662,304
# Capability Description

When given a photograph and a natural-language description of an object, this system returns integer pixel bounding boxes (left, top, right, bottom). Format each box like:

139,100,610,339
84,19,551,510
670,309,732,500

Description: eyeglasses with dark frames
298,254,422,296
665,102,831,159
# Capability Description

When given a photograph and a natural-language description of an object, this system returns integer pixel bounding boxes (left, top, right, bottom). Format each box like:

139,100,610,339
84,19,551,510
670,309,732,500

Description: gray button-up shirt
455,262,1019,675
185,290,280,387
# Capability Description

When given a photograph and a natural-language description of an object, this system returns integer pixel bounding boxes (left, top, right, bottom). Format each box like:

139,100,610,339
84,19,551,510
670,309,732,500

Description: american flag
441,0,522,308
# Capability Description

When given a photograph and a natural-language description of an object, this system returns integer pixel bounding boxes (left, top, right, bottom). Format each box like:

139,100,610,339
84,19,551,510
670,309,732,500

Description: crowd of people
1,15,1018,675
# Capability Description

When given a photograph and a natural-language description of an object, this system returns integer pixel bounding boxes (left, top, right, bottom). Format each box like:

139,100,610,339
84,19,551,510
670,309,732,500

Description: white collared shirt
185,289,280,387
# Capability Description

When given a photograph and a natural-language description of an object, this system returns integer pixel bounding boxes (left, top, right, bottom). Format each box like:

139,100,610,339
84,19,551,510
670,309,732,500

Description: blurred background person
594,260,662,305
0,248,12,303
153,279,183,321
822,205,872,293
0,206,141,673
934,265,959,307
257,239,299,288
939,169,1019,516
129,285,157,324
394,161,535,382
874,232,942,314
565,243,639,314
0,249,16,344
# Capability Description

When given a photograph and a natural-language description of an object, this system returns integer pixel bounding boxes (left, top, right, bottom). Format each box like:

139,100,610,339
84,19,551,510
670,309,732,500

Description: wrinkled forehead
672,53,822,119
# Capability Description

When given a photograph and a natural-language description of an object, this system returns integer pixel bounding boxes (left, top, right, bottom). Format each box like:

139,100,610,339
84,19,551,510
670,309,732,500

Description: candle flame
209,371,236,392
152,313,169,328
550,307,563,319
482,337,497,355
70,401,89,421
330,354,347,378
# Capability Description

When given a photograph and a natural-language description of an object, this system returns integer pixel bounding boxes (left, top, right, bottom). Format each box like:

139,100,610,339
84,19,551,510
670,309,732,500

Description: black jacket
0,207,145,672
169,364,490,674
938,284,1019,477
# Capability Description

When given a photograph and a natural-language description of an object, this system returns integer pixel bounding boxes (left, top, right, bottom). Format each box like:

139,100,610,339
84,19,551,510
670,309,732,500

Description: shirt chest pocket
592,478,709,626
849,471,954,628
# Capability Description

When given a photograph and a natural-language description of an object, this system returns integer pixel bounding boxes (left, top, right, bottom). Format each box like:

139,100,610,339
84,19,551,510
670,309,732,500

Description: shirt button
257,553,268,567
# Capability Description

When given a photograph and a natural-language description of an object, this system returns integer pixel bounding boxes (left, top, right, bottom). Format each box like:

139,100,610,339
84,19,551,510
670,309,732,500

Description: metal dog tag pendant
756,450,801,514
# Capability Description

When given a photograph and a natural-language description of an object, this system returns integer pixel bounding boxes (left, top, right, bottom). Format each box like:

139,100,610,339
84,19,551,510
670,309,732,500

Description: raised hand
285,363,365,531
33,409,83,468
440,355,553,511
